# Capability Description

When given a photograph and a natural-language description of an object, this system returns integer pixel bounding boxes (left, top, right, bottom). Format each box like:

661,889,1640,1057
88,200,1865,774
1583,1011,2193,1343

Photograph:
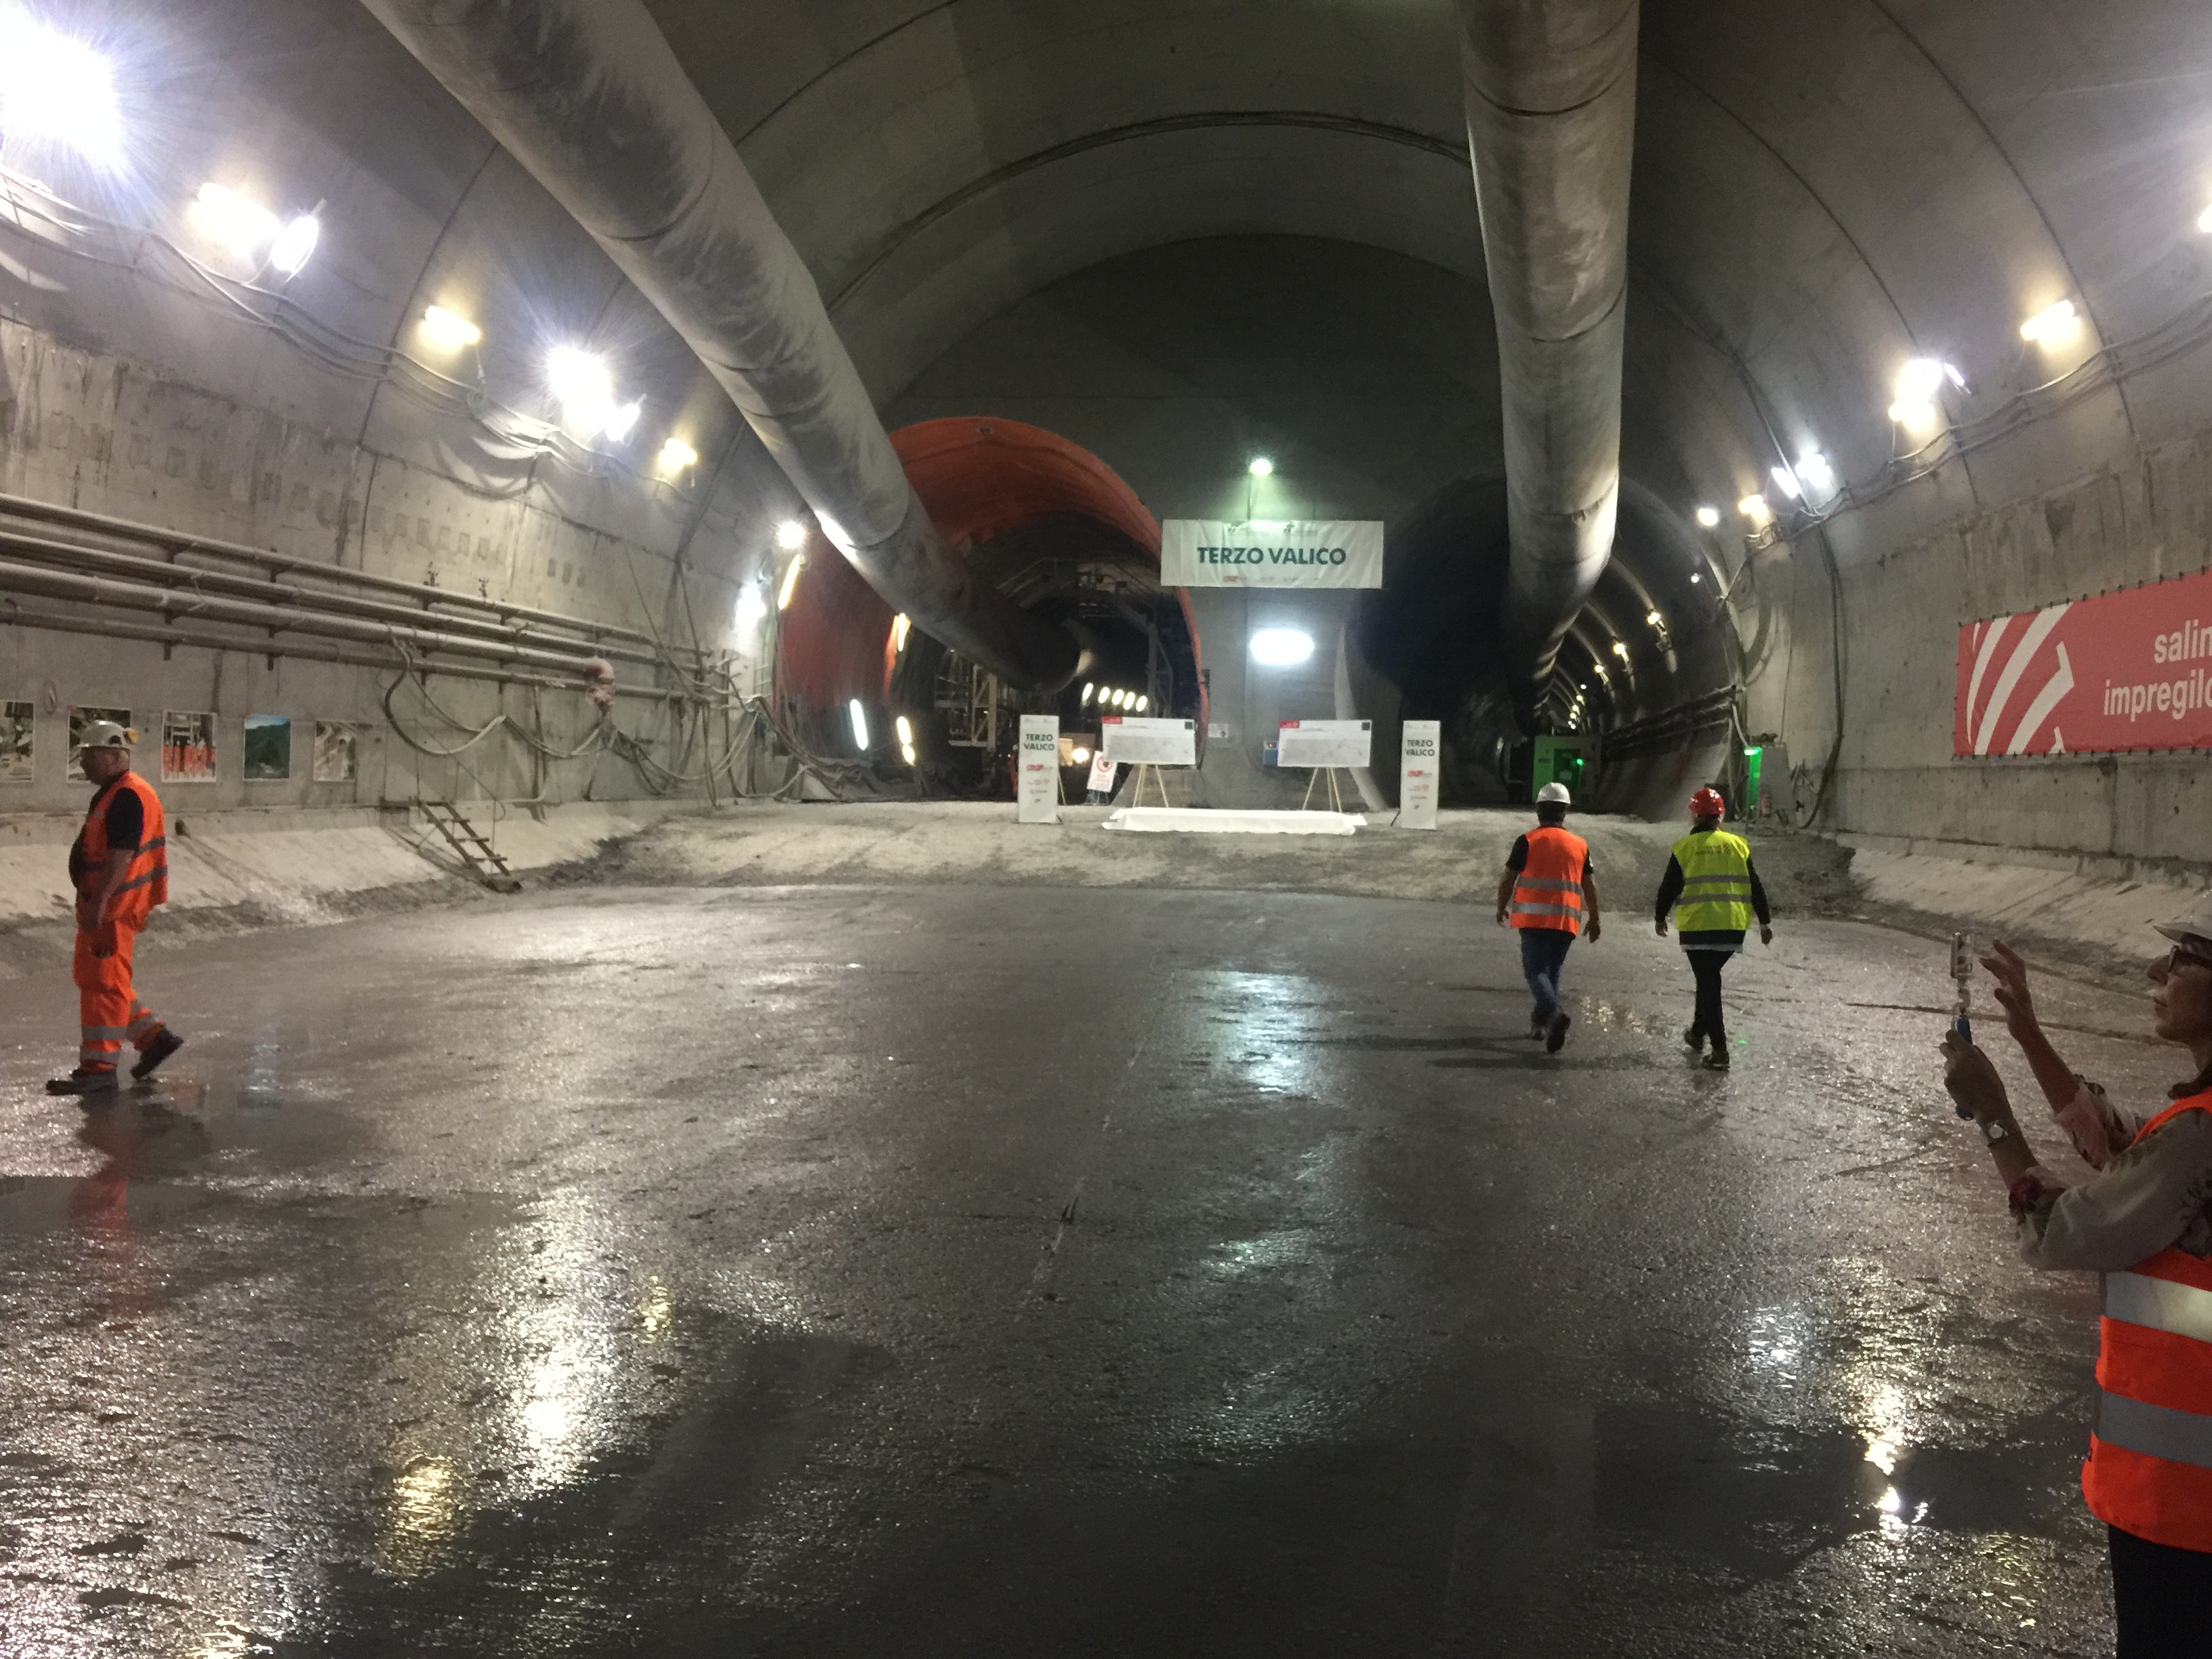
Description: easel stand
1132,764,1172,807
1300,767,1349,811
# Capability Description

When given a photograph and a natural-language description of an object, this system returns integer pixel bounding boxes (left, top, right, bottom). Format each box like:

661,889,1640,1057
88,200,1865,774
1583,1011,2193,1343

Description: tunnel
5,2,2212,1653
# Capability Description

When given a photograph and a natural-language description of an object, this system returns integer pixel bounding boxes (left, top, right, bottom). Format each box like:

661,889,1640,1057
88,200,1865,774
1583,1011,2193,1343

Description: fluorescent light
656,437,697,473
2020,298,2078,344
548,346,615,431
192,183,281,259
1769,464,1801,499
1248,457,1273,477
848,699,869,750
1795,451,1835,497
1694,505,1721,527
1738,494,1771,525
1135,695,1149,712
900,743,917,766
775,519,807,550
419,306,482,351
602,399,642,442
1689,572,1702,585
1891,356,1965,425
1646,610,1662,626
0,14,122,168
1612,640,1631,659
777,553,804,610
895,715,913,745
1081,682,1094,704
890,613,911,653
1112,689,1129,708
268,212,321,275
2199,203,2212,235
1249,628,1315,667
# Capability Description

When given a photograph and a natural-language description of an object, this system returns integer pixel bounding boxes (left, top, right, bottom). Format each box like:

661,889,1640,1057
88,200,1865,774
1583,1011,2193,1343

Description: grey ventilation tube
361,0,1080,691
1460,0,1639,698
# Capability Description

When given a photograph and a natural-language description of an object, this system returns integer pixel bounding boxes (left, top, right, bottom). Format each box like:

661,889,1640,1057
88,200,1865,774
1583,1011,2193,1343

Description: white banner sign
1086,753,1120,795
1017,714,1060,823
1276,719,1371,768
1398,720,1440,830
1160,520,1384,588
1101,716,1196,766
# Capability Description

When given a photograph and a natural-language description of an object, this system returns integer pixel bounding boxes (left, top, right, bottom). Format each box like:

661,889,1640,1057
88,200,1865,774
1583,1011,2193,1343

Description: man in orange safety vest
47,721,184,1095
1496,781,1601,1053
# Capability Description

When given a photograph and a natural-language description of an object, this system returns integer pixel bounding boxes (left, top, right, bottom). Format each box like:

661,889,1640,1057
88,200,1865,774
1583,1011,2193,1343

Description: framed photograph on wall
312,720,358,783
1,702,31,783
162,711,218,783
68,705,133,782
243,714,291,781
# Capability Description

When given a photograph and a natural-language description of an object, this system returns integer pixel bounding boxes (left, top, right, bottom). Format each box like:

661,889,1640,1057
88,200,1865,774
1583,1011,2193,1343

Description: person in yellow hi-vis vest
1654,787,1772,1071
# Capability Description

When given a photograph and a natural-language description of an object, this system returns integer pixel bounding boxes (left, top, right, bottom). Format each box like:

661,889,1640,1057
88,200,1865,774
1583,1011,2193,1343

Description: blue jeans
1519,927,1575,1023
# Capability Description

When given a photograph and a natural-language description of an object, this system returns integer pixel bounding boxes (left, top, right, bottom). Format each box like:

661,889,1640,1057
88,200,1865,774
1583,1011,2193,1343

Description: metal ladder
419,800,522,893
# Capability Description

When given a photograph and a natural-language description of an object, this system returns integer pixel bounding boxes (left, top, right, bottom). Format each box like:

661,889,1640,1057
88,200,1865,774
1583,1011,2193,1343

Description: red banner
1956,567,2212,756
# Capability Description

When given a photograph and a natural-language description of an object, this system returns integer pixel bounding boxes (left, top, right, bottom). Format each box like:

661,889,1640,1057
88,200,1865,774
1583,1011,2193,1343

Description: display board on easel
1101,716,1195,806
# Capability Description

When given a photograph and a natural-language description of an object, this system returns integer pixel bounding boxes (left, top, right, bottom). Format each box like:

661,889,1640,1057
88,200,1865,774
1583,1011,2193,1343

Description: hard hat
1536,782,1572,806
1689,786,1726,817
2154,891,2212,952
74,720,136,752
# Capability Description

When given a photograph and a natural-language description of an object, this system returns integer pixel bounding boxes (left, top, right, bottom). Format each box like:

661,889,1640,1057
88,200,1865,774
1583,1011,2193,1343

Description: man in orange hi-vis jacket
1496,781,1601,1054
47,721,184,1096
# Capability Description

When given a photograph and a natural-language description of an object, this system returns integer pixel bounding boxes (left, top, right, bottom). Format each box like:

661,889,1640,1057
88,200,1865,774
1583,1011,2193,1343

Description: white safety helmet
2154,892,2212,953
1536,781,1572,806
73,720,136,752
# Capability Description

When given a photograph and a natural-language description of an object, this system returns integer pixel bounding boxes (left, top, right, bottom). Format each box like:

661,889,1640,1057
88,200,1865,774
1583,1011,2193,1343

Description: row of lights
1082,683,1150,713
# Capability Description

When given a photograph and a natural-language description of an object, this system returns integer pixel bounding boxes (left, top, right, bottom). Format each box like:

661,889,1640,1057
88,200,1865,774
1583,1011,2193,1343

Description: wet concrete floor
0,883,2177,1655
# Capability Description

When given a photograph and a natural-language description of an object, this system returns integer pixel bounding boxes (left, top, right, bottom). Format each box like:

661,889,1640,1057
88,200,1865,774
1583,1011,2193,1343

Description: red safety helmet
1689,786,1726,817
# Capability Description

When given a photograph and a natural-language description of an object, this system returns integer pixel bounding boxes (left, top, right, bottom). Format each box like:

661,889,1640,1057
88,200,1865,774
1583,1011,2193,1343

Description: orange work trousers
71,922,164,1076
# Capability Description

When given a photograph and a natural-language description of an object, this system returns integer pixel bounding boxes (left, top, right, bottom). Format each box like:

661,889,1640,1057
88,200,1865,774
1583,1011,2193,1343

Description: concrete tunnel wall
1,0,2210,861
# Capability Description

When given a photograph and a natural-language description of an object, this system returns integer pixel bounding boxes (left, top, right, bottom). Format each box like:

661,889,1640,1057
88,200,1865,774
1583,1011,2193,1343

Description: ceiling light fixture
1738,495,1771,525
419,306,482,352
1694,505,1721,527
1889,356,1965,424
2020,298,2079,345
775,519,807,551
656,437,697,473
267,209,321,276
1795,451,1836,499
601,399,642,443
777,553,804,611
848,699,869,751
0,14,123,169
890,613,911,653
1248,457,1273,478
192,183,281,260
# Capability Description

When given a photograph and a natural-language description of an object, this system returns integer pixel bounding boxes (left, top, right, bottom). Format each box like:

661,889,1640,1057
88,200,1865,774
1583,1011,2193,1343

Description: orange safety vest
1507,824,1588,937
2082,1087,2212,1551
76,769,168,928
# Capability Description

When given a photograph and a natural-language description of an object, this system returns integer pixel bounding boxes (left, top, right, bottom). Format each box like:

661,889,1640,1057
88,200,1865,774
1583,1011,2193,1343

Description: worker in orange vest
1942,895,2212,1648
1495,781,1601,1052
47,722,184,1095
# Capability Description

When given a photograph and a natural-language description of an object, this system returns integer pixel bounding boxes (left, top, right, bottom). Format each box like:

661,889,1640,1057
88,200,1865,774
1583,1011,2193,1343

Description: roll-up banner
1017,714,1060,823
1275,720,1371,768
1160,520,1384,588
1956,566,2212,756
1101,716,1197,766
1399,720,1441,830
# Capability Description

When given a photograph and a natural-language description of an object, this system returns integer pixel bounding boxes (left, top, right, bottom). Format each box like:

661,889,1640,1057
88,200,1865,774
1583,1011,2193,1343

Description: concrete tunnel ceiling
6,0,2212,813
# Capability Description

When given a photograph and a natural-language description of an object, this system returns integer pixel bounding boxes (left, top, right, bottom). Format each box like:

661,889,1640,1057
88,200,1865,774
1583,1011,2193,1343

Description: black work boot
1683,1025,1704,1053
47,1068,119,1096
131,1029,184,1081
1545,1011,1572,1053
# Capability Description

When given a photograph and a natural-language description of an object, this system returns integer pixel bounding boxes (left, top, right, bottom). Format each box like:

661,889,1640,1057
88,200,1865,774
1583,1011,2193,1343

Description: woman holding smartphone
1941,897,2212,1654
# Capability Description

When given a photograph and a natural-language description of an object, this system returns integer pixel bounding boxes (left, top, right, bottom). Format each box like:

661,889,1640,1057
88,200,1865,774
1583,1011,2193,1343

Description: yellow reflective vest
1669,829,1754,934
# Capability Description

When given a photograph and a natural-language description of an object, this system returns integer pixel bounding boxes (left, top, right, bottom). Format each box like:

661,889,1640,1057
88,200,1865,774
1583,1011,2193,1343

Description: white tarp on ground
1105,808,1364,836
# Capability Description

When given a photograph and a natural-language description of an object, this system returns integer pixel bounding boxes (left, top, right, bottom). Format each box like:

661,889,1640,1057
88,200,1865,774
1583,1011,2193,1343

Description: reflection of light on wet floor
638,1277,674,1340
1744,1306,1807,1381
380,1455,463,1576
1208,1229,1317,1277
1183,970,1331,1098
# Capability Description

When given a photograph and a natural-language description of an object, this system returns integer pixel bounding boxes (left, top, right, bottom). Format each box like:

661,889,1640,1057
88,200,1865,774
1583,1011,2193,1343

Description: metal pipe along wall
1459,0,1638,700
359,0,1080,692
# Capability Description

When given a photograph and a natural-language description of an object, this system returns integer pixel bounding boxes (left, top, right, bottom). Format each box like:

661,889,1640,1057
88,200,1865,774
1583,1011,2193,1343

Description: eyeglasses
2150,945,2212,979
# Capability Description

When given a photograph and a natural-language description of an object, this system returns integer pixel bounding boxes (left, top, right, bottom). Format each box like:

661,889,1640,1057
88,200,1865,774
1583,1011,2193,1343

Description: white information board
1086,753,1120,795
1398,720,1441,830
1275,719,1372,769
1101,716,1196,766
1161,520,1385,588
1017,714,1060,823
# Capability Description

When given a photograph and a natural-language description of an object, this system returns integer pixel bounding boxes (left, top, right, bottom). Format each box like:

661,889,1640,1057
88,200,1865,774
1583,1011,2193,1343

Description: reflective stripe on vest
79,771,168,926
1670,830,1753,934
1509,826,1588,937
2082,1089,2212,1551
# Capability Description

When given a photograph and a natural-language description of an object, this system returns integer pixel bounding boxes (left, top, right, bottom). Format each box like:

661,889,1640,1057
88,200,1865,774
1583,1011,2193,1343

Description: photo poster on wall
1,701,32,783
68,705,133,782
162,712,218,783
313,720,359,783
243,714,292,781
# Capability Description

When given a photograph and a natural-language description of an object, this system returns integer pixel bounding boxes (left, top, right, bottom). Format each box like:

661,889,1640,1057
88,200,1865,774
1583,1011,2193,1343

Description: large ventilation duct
1459,0,1638,700
360,0,1080,692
